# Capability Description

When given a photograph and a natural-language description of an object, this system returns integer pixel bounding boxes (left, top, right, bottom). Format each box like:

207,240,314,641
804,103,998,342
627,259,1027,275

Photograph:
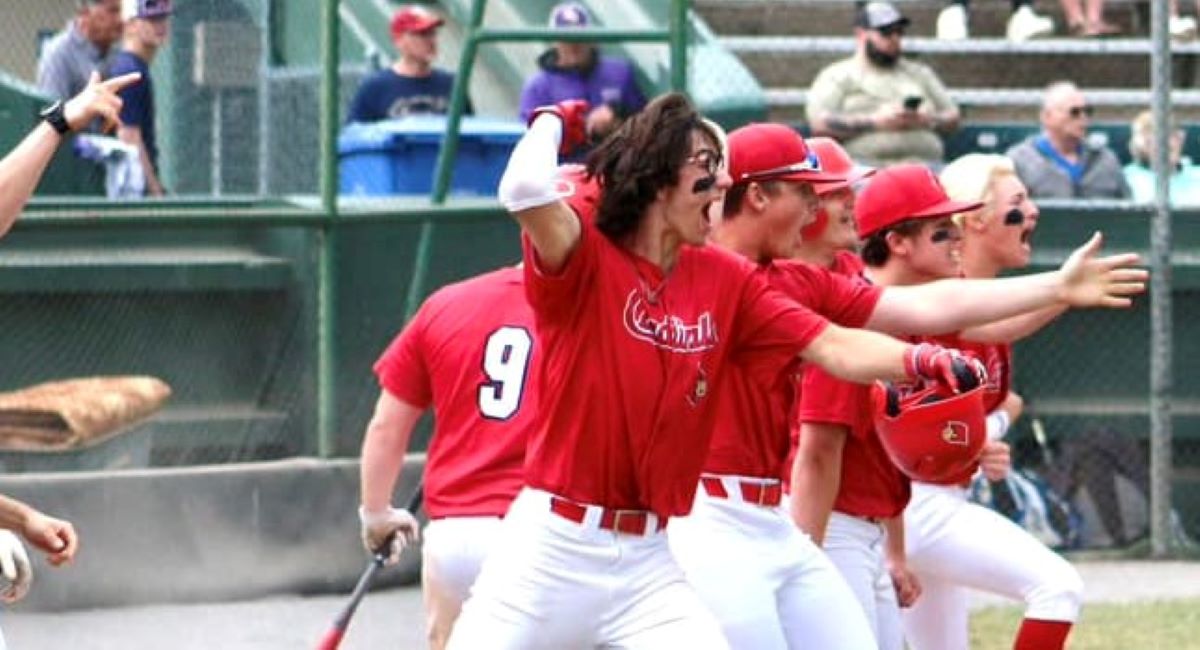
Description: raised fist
904,342,987,394
529,99,590,156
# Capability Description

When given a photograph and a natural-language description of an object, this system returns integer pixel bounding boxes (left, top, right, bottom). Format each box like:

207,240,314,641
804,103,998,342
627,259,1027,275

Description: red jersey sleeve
373,308,433,409
731,271,830,385
797,364,870,438
521,214,598,323
770,260,882,328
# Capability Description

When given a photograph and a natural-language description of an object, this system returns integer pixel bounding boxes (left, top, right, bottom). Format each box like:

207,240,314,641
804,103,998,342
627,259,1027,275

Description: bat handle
315,627,345,650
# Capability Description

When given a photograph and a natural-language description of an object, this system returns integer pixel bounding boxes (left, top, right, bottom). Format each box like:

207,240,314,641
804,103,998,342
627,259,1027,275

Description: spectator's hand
359,506,420,566
1056,232,1147,308
20,511,77,566
887,558,922,608
979,440,1012,481
904,343,987,394
586,104,617,142
64,71,141,134
529,100,590,156
873,105,915,132
0,531,31,604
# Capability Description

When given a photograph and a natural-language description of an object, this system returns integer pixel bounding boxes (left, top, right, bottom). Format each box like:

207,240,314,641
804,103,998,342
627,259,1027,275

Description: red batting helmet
870,381,987,483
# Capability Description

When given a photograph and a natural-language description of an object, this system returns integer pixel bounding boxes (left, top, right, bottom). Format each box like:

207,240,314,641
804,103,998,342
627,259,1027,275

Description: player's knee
1026,561,1084,621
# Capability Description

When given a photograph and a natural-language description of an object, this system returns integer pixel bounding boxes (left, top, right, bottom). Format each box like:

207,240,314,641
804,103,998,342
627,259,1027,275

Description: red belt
549,497,667,536
700,476,783,507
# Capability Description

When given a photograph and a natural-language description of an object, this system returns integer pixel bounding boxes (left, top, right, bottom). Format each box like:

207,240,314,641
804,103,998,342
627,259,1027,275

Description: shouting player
446,94,1001,649
901,154,1084,650
669,125,1142,649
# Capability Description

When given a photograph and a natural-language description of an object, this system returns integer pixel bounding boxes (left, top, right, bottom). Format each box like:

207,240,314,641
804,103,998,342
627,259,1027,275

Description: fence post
317,0,341,458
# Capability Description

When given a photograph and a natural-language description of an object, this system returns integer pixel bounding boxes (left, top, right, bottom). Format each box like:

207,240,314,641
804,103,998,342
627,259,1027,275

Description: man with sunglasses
1007,80,1130,199
808,1,960,167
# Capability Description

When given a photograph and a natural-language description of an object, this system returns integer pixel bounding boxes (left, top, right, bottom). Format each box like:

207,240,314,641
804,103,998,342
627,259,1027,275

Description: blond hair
938,154,1016,226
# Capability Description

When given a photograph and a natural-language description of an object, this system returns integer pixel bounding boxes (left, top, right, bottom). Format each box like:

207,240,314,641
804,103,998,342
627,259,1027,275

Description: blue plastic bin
338,116,526,197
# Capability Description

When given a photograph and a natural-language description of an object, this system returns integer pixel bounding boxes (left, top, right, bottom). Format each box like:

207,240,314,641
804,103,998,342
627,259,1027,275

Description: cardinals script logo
623,291,719,353
941,421,970,447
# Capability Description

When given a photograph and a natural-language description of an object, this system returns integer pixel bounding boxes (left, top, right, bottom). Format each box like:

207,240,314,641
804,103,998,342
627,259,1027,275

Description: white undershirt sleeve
498,115,565,212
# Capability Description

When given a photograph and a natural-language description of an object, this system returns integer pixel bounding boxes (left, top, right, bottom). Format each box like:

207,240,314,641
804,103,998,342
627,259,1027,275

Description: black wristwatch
39,101,71,135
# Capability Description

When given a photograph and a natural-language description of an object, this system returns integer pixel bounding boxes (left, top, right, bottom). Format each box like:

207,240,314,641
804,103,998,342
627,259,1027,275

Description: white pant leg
903,483,1084,650
448,488,728,650
823,512,904,650
901,571,968,650
422,517,502,650
670,487,876,650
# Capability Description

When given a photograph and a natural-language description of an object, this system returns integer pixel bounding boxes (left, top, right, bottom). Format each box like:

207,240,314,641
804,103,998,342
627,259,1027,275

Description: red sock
1014,618,1072,650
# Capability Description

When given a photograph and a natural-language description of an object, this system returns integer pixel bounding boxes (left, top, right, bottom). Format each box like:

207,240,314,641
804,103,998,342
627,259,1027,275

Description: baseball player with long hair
666,125,1145,650
445,93,1017,649
900,154,1084,650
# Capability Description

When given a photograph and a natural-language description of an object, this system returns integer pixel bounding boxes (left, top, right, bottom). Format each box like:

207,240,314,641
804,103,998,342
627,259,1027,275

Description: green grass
970,598,1200,650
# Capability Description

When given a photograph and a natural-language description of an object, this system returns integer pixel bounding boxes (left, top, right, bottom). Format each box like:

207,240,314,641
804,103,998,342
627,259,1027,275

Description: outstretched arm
800,326,983,394
866,233,1145,335
498,102,590,273
0,494,77,566
0,71,140,238
960,304,1067,344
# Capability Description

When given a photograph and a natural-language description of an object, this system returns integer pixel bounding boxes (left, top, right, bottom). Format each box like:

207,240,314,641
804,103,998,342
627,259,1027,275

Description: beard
865,41,900,68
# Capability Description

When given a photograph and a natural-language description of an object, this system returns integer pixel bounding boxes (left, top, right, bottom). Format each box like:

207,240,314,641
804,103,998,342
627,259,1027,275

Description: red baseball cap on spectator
391,5,444,37
807,137,875,196
727,123,849,186
855,164,982,238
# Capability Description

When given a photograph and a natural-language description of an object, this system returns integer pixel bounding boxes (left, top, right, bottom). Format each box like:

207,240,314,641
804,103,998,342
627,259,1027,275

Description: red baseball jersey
521,220,831,518
374,266,536,519
704,260,883,480
792,268,911,519
831,249,865,277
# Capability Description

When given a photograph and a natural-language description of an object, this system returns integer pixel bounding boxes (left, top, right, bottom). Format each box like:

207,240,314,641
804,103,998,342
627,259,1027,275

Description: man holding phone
808,1,961,167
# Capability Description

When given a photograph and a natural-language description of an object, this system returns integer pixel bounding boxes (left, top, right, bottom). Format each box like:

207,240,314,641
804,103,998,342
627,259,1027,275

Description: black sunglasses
1068,105,1095,119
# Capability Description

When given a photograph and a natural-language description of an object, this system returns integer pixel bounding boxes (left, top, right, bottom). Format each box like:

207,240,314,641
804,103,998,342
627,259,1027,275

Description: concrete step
725,36,1200,89
695,0,1147,39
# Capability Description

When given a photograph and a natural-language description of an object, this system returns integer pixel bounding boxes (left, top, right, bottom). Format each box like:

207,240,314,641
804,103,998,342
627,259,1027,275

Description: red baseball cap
391,5,444,36
855,164,983,238
727,123,849,186
807,137,875,196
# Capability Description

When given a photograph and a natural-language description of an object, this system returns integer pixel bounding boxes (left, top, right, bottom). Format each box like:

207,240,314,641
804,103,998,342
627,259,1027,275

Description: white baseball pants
668,478,878,650
422,516,502,650
446,488,729,650
823,511,905,650
902,483,1084,650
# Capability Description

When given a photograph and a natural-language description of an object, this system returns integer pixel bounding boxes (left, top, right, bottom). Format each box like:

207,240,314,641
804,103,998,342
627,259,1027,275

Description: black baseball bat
315,485,424,649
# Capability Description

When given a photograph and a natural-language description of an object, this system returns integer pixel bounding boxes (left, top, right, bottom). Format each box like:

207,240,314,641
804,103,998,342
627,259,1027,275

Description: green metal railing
313,0,693,457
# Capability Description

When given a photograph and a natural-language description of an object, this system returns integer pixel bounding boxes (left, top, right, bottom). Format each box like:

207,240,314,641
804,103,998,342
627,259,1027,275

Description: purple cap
549,2,591,28
122,0,172,21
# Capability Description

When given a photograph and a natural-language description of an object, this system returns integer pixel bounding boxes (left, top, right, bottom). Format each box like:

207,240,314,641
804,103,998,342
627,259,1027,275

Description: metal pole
212,89,223,196
1148,0,1175,557
317,0,341,458
670,0,689,94
258,1,271,195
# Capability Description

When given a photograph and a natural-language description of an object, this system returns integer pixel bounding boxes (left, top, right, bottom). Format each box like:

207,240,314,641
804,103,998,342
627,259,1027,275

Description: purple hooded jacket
518,48,647,121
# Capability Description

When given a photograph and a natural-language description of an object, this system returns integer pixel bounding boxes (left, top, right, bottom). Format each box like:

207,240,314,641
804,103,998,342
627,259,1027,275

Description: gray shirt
36,22,113,102
1006,134,1131,200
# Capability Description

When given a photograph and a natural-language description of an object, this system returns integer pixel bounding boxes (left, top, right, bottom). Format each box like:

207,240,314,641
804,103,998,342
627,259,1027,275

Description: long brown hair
586,92,720,242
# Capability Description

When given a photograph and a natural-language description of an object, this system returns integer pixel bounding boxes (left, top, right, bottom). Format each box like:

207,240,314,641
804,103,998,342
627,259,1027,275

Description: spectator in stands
518,2,646,147
1006,81,1130,199
807,1,960,167
36,0,123,106
347,5,472,122
111,0,170,197
1059,0,1121,37
936,0,1054,42
1124,110,1200,205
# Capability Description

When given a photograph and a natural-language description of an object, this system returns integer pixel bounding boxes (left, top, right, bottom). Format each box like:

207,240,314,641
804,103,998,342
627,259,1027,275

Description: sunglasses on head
739,152,823,183
1068,105,1095,119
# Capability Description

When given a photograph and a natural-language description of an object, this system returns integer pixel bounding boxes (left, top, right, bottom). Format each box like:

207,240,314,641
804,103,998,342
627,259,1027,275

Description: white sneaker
1171,15,1197,40
1007,5,1055,42
937,4,969,40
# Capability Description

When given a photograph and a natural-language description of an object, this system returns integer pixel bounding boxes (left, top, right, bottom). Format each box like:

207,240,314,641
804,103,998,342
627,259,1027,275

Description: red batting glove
528,99,590,156
903,343,987,394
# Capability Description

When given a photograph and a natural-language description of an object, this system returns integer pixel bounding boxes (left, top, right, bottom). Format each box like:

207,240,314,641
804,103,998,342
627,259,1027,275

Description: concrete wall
0,456,425,611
